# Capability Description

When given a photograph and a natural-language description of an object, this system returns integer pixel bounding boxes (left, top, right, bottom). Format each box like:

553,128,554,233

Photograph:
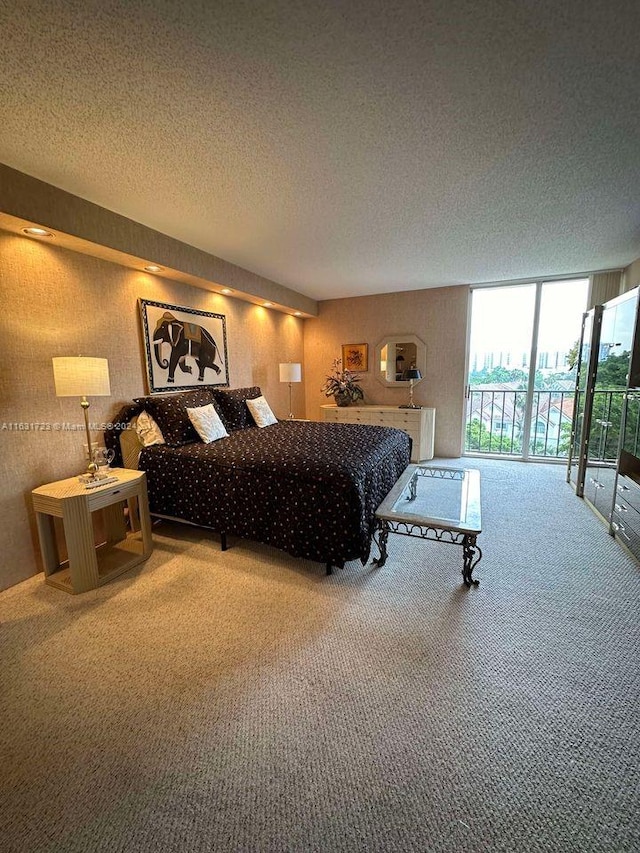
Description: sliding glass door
465,278,589,459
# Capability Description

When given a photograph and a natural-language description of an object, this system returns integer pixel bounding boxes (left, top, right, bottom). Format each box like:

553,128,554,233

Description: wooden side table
32,468,153,594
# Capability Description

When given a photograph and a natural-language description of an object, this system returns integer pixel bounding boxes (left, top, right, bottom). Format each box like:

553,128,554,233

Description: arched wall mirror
375,334,426,387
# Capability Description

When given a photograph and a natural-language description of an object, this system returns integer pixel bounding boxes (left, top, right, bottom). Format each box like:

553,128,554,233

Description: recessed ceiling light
262,301,273,307
22,226,54,237
144,264,163,273
221,288,233,295
294,311,302,316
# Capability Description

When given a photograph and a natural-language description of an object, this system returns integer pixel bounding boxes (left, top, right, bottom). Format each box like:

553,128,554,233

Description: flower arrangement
321,358,364,406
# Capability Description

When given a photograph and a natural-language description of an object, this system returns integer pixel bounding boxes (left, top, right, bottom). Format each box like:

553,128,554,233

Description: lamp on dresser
399,367,422,409
279,362,302,419
52,356,111,481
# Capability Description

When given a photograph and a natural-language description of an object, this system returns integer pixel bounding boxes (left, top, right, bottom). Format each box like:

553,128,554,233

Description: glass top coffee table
374,465,482,587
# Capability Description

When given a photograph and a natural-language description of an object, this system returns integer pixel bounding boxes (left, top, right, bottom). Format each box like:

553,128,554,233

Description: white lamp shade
53,357,111,397
279,362,302,383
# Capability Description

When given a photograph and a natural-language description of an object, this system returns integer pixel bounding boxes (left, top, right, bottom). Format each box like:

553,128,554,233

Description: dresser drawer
88,477,141,510
347,413,373,424
368,413,395,426
322,408,340,422
611,511,640,558
386,411,421,426
612,490,640,535
615,476,640,515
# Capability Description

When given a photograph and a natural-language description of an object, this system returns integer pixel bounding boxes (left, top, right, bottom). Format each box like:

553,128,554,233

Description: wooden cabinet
587,292,638,522
568,286,640,560
614,388,640,560
32,468,153,594
321,405,435,462
611,474,640,556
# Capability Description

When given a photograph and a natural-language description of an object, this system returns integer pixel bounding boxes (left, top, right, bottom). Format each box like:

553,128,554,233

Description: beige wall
0,164,318,317
622,256,640,293
0,232,304,590
589,270,623,308
304,286,470,458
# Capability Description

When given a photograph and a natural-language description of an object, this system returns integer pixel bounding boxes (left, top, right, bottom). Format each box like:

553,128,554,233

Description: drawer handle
612,521,630,541
617,484,630,493
589,478,604,489
614,503,628,513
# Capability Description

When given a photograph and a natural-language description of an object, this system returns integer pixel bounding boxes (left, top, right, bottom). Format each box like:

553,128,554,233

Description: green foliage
467,355,582,458
469,366,528,387
465,418,522,454
321,358,364,402
466,410,573,459
588,389,625,462
469,365,576,389
558,421,572,456
567,339,580,371
594,352,630,390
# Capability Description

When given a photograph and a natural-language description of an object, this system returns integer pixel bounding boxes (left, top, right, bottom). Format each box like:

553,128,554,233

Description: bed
105,387,411,572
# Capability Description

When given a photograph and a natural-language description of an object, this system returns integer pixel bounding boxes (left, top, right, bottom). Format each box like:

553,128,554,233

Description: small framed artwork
139,299,230,393
342,343,369,372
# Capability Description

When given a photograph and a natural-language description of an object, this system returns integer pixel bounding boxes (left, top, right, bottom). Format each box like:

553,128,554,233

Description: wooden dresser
321,404,435,462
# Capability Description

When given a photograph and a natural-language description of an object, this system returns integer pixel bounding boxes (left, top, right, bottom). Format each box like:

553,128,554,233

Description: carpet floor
1,458,638,852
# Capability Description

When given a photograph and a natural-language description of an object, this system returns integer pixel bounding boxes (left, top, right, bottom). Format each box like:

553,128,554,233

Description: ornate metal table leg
407,472,418,502
372,520,390,567
462,535,482,587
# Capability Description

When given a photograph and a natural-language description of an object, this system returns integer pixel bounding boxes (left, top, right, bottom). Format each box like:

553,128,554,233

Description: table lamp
279,362,302,419
53,356,111,480
399,367,422,409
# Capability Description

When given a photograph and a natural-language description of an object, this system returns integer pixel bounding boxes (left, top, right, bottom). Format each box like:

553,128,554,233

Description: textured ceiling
1,0,639,300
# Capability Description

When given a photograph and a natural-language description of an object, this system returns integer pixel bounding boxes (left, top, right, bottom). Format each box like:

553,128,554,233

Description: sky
469,279,589,356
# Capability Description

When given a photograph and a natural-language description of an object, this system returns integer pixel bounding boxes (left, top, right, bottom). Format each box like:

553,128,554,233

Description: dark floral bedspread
138,420,410,566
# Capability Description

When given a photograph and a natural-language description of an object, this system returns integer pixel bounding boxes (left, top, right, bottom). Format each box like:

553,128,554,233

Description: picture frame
342,342,369,373
139,298,229,393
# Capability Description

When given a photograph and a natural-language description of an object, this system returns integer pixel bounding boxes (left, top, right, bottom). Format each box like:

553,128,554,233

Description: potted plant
321,358,364,407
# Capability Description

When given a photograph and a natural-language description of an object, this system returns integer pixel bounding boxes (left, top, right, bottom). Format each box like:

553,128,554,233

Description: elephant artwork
153,311,223,384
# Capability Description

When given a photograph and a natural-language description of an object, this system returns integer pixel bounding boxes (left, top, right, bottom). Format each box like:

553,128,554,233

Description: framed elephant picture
139,299,229,393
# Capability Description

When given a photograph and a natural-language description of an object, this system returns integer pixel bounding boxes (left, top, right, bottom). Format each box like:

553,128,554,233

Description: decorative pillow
133,389,216,445
246,395,278,428
186,404,229,443
211,386,261,431
135,410,165,447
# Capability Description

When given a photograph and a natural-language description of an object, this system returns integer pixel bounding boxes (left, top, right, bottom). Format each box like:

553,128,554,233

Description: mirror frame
374,334,426,387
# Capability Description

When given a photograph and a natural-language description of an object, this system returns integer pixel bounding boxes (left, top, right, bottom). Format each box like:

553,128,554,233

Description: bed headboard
120,417,144,469
104,403,145,469
104,387,261,469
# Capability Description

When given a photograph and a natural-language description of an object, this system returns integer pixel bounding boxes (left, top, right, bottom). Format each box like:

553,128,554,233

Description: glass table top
376,465,481,534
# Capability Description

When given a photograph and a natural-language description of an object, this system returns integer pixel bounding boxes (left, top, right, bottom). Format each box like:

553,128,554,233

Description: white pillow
135,410,165,447
186,404,229,443
246,395,278,428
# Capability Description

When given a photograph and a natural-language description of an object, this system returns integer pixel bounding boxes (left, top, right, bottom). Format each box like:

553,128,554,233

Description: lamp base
398,404,422,409
78,470,111,484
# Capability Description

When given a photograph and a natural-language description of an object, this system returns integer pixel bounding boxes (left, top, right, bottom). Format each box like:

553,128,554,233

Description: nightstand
32,468,153,594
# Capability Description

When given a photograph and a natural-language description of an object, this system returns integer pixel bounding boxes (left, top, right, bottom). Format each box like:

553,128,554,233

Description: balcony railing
465,388,626,459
